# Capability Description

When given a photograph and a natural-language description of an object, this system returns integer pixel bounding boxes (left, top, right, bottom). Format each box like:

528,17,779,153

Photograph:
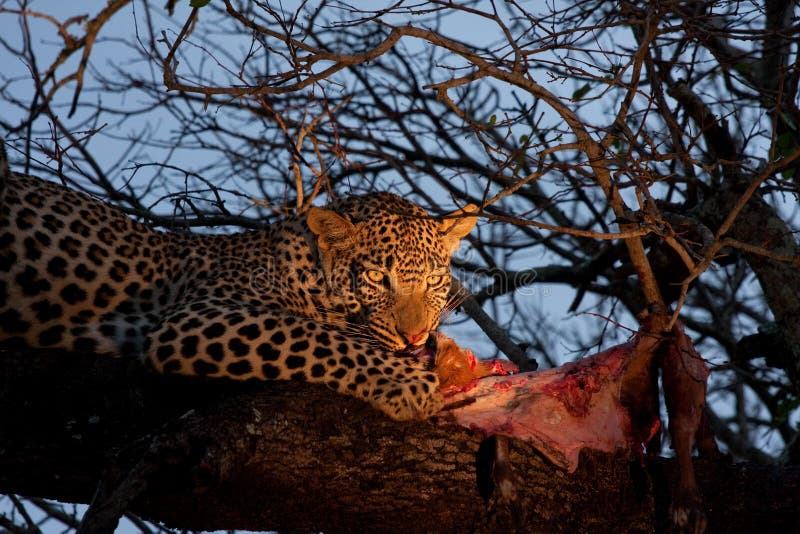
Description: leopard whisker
439,285,471,323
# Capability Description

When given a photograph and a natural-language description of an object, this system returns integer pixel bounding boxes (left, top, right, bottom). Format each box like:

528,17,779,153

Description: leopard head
307,192,476,351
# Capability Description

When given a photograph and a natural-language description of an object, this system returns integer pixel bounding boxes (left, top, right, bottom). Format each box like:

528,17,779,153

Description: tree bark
1,348,798,533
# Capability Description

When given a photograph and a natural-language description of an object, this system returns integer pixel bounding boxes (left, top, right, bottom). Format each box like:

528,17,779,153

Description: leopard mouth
397,335,438,369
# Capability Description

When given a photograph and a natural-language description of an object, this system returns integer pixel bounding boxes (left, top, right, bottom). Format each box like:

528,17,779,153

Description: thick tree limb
1,348,798,532
699,187,800,391
666,62,800,391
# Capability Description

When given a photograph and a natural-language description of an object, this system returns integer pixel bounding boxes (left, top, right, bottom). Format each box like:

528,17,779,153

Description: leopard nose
403,329,428,346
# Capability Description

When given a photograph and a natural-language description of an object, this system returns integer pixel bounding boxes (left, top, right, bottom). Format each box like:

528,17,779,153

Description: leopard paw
369,371,444,421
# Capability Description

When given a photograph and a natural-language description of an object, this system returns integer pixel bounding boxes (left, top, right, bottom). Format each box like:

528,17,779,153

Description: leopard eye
426,274,446,287
364,269,386,285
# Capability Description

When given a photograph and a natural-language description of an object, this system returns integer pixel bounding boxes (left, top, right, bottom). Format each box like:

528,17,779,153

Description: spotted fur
0,147,477,420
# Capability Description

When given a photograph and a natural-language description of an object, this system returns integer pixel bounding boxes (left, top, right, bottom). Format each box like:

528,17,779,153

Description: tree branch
1,347,798,532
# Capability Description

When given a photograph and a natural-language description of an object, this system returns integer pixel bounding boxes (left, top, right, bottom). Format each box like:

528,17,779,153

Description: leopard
0,145,477,420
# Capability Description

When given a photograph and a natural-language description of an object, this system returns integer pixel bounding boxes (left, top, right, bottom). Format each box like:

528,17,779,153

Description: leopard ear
439,204,478,253
307,207,357,252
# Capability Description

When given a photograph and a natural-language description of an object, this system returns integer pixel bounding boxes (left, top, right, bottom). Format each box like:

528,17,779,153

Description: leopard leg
143,301,444,421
